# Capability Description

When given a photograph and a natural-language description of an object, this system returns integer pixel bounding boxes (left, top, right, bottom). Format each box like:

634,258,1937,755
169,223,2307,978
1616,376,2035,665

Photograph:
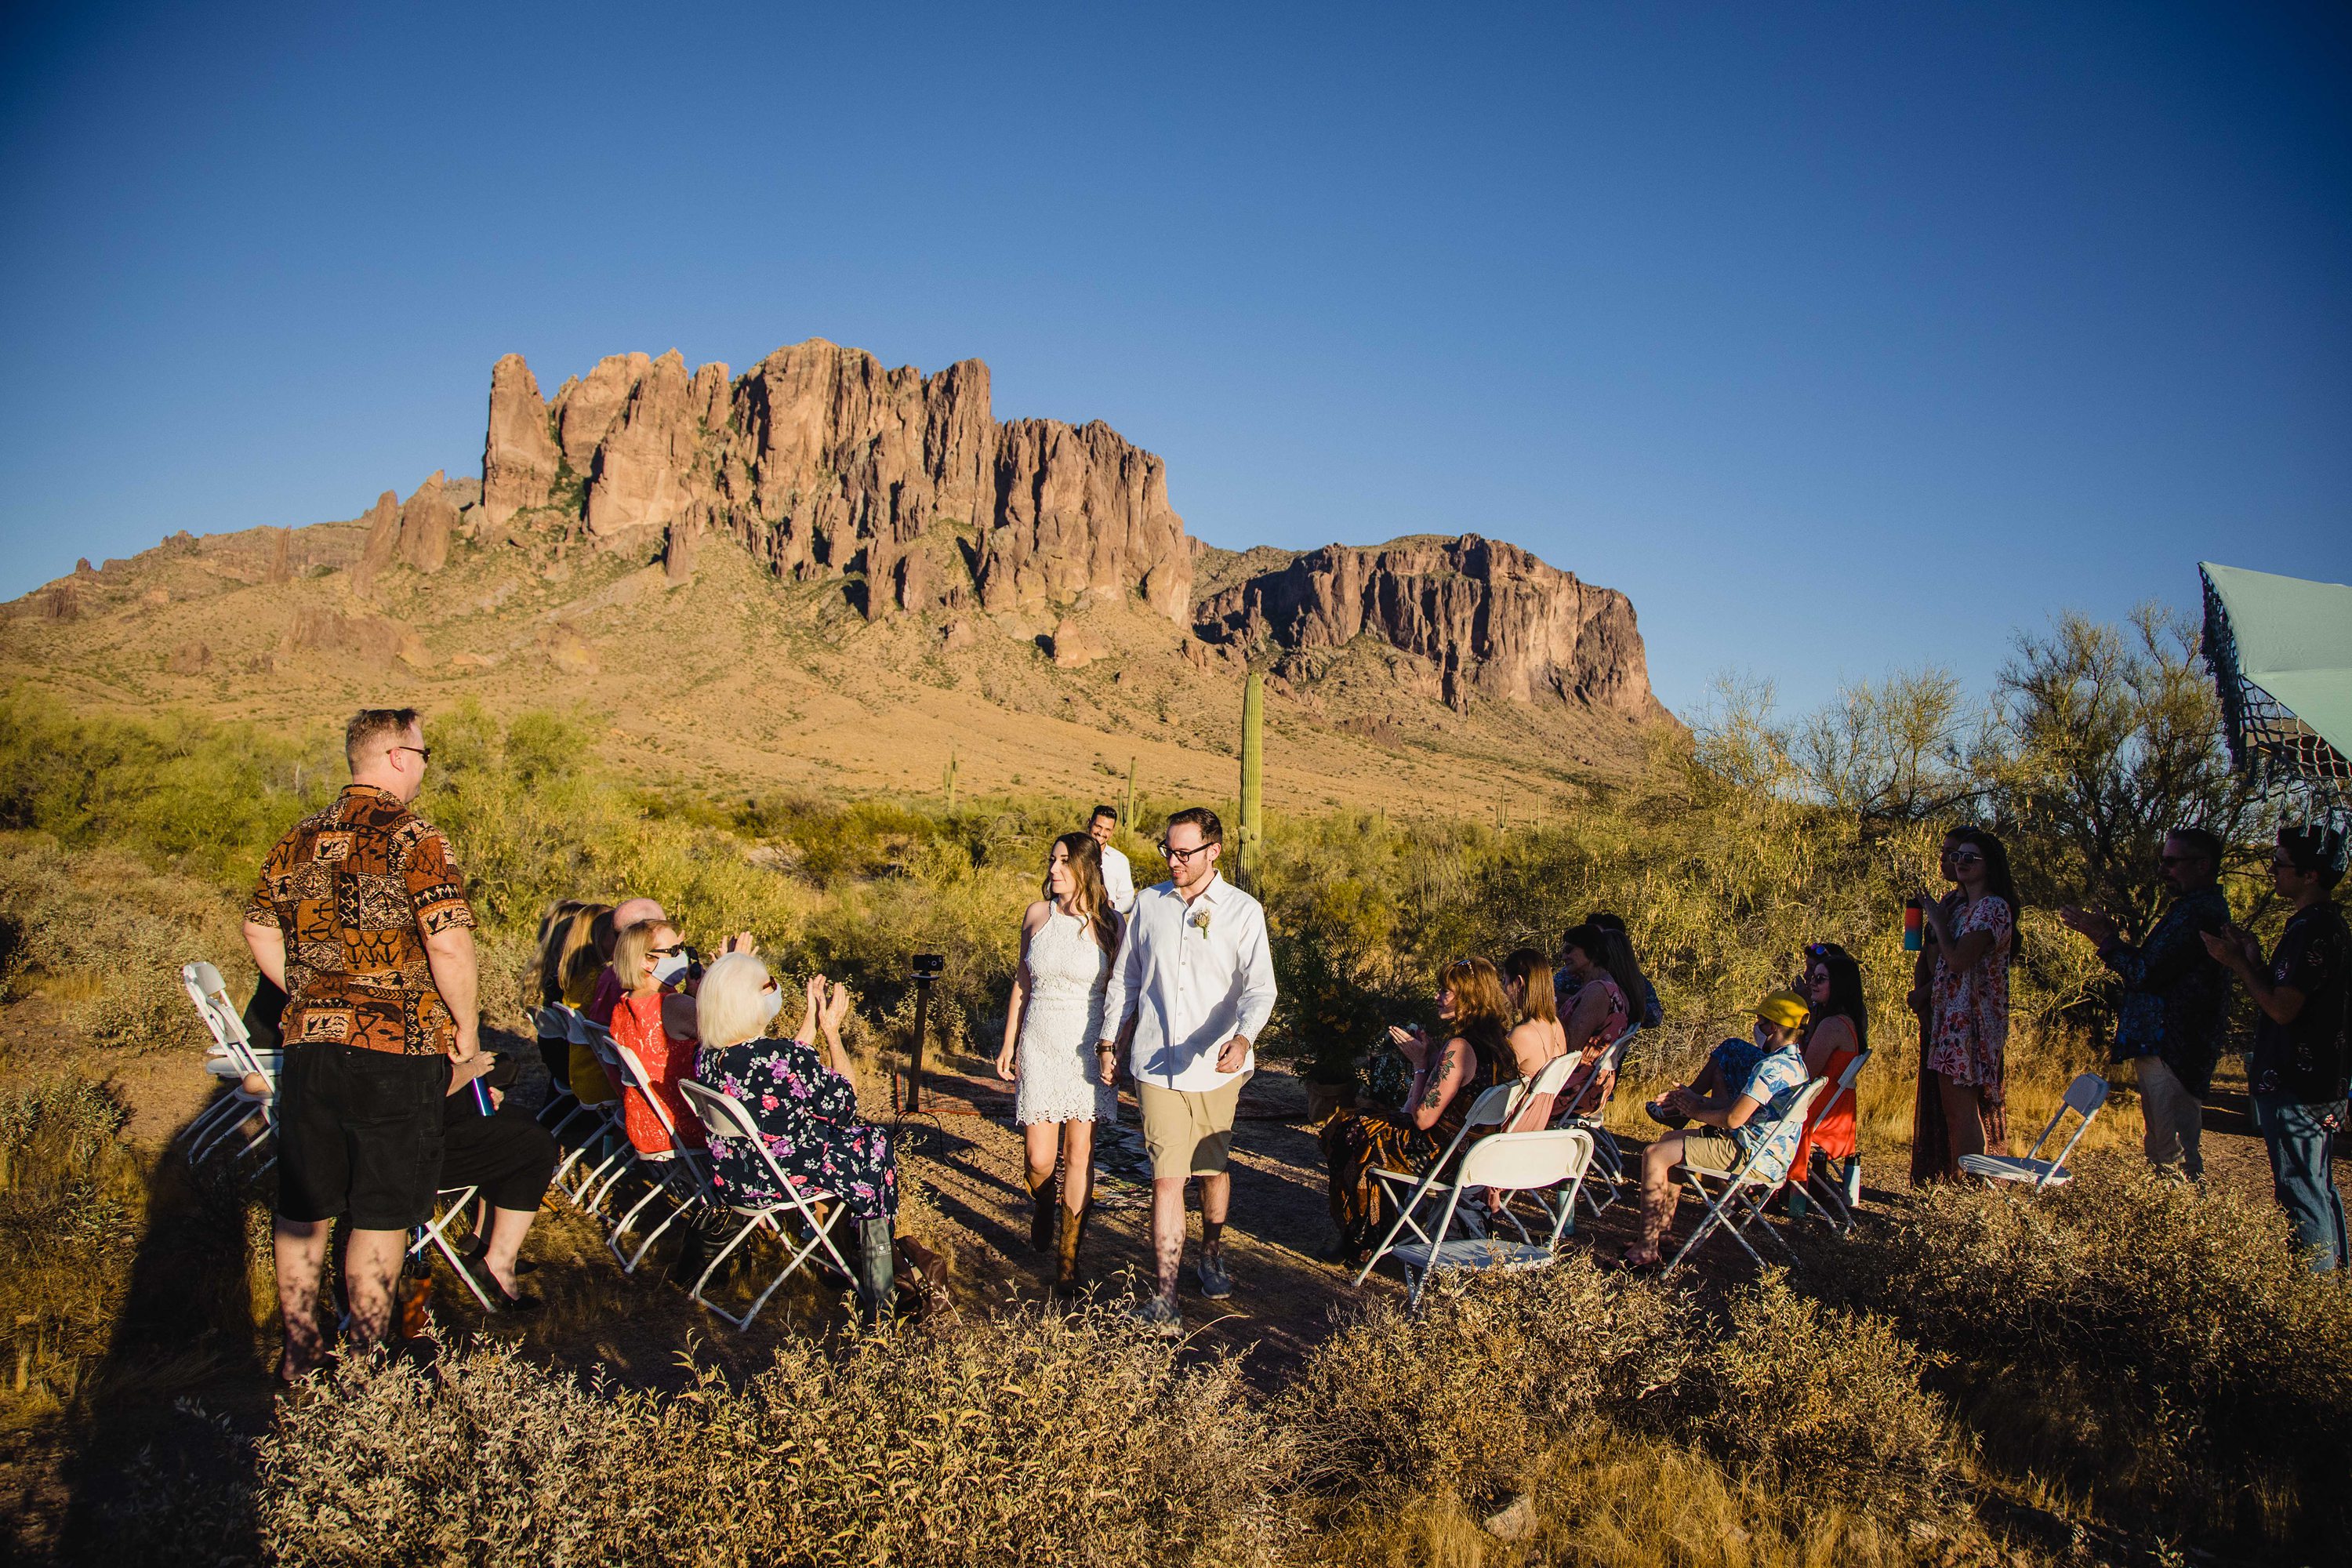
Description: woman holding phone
1317,957,1512,1269
1912,826,2020,1181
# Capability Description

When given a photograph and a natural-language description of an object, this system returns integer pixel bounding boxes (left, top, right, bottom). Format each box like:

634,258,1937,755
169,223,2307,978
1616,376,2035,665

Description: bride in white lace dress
996,831,1125,1289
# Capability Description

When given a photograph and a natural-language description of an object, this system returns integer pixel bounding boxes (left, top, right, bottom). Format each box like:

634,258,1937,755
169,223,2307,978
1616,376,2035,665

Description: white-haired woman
694,952,931,1321
995,831,1123,1290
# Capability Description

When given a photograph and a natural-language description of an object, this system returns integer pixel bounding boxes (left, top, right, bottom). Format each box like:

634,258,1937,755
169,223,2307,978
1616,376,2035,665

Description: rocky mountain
476,342,1192,626
1194,535,1654,716
458,339,1659,720
2,338,1670,812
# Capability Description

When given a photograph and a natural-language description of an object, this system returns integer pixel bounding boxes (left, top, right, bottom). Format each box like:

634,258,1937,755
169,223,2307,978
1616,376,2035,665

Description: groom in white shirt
1088,805,1134,914
1098,807,1277,1330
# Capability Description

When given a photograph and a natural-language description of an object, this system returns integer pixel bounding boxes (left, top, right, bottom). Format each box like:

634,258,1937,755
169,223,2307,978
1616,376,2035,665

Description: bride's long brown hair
1044,831,1121,952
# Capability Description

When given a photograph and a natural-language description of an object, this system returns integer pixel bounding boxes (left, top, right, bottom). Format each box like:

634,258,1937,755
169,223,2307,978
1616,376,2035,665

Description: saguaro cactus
943,746,959,815
1123,753,1137,829
1238,672,1264,888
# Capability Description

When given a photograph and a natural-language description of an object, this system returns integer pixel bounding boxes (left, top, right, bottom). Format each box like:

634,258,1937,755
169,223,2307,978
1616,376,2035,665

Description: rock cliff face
463,339,1654,718
477,339,1192,624
1193,535,1658,717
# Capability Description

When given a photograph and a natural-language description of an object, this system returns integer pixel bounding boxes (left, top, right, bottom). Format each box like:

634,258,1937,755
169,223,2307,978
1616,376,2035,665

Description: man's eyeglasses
2158,853,2206,867
394,745,432,764
1160,841,1213,865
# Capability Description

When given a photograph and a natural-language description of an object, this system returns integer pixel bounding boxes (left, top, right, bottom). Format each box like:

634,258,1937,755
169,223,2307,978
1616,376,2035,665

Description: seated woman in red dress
607,917,707,1154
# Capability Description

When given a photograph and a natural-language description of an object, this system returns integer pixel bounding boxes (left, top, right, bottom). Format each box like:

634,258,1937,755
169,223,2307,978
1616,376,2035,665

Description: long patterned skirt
1319,1106,1451,1258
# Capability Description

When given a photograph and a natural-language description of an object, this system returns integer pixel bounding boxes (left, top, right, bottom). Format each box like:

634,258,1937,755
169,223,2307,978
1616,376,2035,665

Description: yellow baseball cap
1754,990,1810,1032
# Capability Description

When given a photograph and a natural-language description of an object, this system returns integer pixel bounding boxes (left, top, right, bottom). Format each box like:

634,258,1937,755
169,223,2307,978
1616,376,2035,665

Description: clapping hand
1388,1022,1430,1066
2056,906,2117,946
724,931,757,956
821,978,854,1035
2200,926,2260,974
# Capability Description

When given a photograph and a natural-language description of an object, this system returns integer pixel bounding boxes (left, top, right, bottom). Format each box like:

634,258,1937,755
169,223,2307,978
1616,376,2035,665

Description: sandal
1617,1247,1664,1272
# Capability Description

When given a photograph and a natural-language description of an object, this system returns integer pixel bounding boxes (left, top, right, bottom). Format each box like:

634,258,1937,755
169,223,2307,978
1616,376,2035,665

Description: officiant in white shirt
1098,807,1276,1331
1087,805,1134,914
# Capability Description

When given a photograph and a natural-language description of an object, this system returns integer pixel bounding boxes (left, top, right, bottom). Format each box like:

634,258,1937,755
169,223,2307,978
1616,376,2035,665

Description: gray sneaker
1133,1294,1184,1336
1196,1250,1234,1300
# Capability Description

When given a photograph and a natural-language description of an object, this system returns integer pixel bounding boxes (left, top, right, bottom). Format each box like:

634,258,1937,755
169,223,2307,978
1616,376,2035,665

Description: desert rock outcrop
481,354,561,529
477,339,1194,626
1194,535,1658,716
398,472,459,574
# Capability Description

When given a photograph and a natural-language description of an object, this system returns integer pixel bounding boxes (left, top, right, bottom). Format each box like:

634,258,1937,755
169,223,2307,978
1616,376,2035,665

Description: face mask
652,952,690,987
760,985,784,1024
1753,1024,1773,1050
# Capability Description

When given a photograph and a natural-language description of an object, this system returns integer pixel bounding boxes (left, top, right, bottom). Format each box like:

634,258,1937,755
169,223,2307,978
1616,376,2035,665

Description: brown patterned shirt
245,785,477,1056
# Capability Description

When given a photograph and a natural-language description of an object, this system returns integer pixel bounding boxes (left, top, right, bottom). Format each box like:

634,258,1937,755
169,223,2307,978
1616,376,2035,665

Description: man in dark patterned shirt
244,707,481,1377
2205,824,2350,1273
2060,828,2233,1181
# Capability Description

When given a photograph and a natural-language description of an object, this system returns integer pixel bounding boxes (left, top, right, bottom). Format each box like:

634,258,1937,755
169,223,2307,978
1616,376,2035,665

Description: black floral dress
695,1038,898,1225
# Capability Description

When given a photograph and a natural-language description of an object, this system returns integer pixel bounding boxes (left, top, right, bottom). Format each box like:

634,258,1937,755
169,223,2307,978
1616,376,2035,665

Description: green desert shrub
1276,1254,1700,1500
1688,1272,1954,1515
1817,1155,2352,1543
0,832,244,1054
255,1309,1291,1567
0,1077,142,1416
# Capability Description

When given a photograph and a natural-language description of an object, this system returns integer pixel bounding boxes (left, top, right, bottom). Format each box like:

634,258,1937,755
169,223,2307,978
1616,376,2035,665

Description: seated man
1621,989,1812,1269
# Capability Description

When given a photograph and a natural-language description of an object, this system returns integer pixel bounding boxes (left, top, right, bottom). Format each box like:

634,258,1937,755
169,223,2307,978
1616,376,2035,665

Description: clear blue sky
3,1,2346,717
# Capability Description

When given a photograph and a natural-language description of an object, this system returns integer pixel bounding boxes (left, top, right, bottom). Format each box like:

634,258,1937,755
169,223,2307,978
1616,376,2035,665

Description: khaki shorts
1139,1073,1252,1179
1676,1129,1744,1174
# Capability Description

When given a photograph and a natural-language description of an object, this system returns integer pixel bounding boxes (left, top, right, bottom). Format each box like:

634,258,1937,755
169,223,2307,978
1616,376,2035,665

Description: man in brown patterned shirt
245,707,481,1377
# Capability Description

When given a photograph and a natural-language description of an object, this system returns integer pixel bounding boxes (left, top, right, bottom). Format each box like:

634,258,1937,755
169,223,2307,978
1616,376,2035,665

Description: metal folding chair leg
690,1200,853,1331
410,1185,498,1312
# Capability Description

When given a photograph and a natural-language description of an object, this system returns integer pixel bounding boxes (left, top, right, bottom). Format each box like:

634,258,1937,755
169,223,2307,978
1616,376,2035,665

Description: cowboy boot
1054,1191,1091,1293
1025,1168,1059,1254
854,1218,898,1325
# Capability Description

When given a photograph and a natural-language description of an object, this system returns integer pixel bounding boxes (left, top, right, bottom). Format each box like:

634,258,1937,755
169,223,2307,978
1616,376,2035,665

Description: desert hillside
1,339,1672,813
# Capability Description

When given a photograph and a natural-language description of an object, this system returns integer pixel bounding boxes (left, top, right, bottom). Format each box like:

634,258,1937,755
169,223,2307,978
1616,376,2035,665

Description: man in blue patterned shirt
2059,828,2233,1181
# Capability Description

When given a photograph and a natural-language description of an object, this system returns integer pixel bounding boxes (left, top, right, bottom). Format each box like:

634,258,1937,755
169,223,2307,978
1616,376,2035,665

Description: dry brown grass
0,1076,145,1423
250,1308,1293,1568
1809,1154,2352,1548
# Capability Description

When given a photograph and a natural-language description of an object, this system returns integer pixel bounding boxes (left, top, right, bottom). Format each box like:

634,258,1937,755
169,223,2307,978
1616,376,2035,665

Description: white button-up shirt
1103,873,1278,1092
1098,841,1135,914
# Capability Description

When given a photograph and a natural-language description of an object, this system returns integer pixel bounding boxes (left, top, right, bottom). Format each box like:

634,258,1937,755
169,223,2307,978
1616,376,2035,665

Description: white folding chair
408,1183,498,1312
676,1079,856,1331
575,1021,650,1213
1486,1051,1602,1233
178,962,278,1171
1796,1049,1871,1235
605,1039,713,1274
1958,1072,2108,1192
1559,1026,1636,1219
1385,1129,1595,1310
552,1014,630,1207
1667,1076,1831,1275
1352,1080,1526,1287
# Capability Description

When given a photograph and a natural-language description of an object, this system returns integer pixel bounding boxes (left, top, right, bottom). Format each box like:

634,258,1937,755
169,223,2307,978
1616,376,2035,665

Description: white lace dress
1014,909,1118,1126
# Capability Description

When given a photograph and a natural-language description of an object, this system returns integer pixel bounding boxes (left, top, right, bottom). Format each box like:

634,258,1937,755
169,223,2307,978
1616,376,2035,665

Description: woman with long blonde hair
996,831,1124,1289
1316,956,1513,1269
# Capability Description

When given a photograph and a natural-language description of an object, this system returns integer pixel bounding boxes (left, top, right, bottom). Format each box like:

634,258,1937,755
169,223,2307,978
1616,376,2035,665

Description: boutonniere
1189,906,1213,937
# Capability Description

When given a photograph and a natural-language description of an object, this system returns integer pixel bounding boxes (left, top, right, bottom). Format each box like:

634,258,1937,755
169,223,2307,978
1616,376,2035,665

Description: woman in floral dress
693,953,927,1320
1914,826,2019,1181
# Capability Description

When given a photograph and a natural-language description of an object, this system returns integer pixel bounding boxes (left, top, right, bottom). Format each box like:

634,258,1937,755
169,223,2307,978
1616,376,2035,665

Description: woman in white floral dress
996,832,1124,1289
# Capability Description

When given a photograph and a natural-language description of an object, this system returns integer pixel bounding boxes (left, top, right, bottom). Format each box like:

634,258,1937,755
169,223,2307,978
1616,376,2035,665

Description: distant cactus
1238,672,1264,888
1123,753,1137,829
944,747,959,815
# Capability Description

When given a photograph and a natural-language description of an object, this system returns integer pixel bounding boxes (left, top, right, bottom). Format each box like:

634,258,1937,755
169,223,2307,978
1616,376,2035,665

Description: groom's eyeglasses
1159,841,1213,865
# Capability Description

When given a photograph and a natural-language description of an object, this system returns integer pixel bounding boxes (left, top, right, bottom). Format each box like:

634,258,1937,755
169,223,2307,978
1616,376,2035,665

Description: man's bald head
613,897,666,929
